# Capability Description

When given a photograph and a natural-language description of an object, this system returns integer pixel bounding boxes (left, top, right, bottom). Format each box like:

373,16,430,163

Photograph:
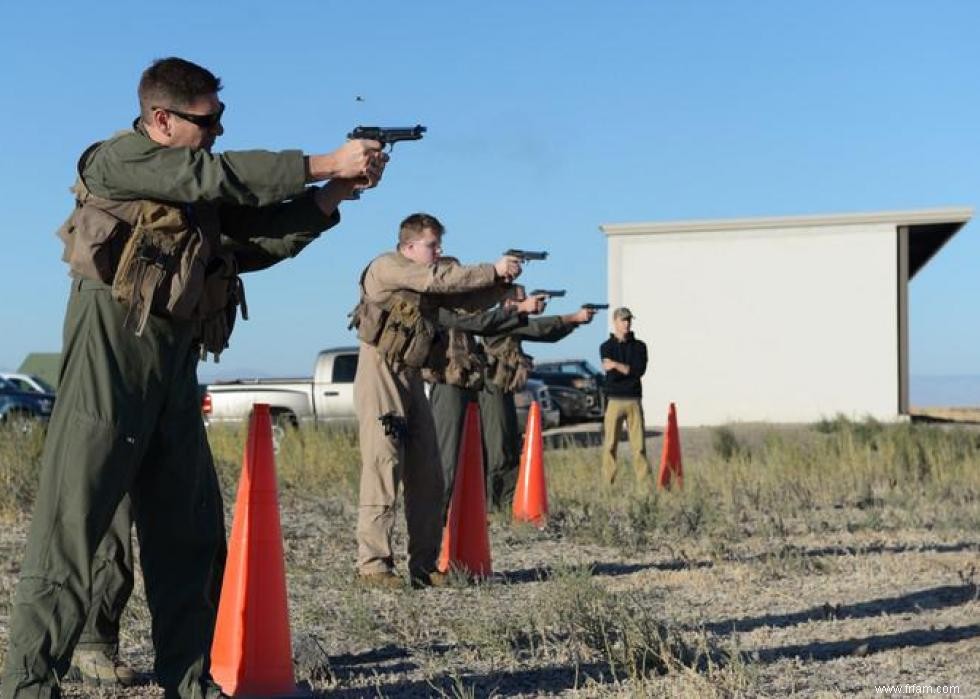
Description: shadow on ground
497,558,711,585
501,541,978,586
322,661,615,698
317,619,980,698
751,622,980,664
734,540,979,564
309,582,979,697
701,583,979,635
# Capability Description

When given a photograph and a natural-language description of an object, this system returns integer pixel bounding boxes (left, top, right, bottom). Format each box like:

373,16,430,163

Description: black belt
74,277,112,292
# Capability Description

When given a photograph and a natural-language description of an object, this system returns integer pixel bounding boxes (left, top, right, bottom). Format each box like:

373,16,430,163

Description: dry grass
0,426,44,519
0,417,977,697
207,422,363,498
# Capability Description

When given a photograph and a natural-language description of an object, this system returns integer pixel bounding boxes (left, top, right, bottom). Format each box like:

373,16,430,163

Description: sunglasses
158,101,225,129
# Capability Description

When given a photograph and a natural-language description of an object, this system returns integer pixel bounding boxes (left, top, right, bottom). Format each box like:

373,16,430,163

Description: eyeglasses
157,101,225,129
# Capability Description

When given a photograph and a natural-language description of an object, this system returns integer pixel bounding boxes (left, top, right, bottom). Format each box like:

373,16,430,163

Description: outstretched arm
511,305,594,343
436,305,527,336
82,131,383,206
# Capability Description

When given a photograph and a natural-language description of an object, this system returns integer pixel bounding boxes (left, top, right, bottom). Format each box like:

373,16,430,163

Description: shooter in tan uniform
350,213,521,588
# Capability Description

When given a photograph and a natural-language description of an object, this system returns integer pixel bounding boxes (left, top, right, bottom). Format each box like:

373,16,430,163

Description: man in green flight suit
1,57,386,699
481,293,596,510
429,289,547,511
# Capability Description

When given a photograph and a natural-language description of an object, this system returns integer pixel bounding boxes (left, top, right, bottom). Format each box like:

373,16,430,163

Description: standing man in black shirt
599,306,650,485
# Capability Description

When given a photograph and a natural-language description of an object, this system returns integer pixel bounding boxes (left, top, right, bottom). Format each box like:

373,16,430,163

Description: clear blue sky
1,1,977,398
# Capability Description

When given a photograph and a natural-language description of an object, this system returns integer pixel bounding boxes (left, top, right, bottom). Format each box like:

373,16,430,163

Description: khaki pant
601,398,650,484
354,343,444,578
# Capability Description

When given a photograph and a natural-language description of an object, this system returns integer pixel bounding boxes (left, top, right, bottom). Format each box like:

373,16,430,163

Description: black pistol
581,303,610,311
503,249,548,262
378,412,408,443
348,125,427,151
529,289,566,299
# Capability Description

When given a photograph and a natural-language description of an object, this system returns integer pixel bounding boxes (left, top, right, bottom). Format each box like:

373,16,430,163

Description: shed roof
600,207,972,280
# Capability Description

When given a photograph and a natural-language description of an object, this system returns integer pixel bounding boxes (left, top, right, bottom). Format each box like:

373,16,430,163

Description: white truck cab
203,346,360,430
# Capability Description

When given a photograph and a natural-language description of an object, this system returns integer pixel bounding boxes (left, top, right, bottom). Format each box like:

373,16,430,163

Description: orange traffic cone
438,402,492,577
512,400,548,526
210,404,308,697
657,402,683,490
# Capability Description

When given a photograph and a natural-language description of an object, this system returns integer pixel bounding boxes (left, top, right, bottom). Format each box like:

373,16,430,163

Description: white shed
600,208,972,426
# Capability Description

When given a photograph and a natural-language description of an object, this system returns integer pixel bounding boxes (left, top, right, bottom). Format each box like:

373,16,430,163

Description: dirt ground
0,423,977,697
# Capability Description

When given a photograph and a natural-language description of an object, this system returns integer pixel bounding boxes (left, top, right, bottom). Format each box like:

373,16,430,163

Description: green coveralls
76,496,135,656
480,316,575,510
1,127,337,699
428,307,528,511
75,185,333,667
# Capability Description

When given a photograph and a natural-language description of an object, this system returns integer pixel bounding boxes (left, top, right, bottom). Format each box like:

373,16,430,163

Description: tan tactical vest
56,149,246,361
349,266,438,371
484,335,532,393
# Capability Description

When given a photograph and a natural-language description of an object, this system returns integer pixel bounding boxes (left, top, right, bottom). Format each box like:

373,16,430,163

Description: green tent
18,353,61,390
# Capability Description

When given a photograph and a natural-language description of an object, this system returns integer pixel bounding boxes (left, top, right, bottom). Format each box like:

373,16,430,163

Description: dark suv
529,359,605,423
0,377,55,431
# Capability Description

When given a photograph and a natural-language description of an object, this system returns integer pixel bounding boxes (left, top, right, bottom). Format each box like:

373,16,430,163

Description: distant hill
910,375,980,408
17,353,61,389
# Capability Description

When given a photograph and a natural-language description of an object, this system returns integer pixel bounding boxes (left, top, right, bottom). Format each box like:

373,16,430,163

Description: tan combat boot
70,648,137,687
357,571,404,590
411,571,451,589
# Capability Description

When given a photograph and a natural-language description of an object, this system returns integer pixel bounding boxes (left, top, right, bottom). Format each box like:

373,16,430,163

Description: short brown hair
138,57,222,124
398,213,445,248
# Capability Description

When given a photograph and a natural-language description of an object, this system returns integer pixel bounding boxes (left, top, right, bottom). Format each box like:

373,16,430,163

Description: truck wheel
270,411,298,452
556,406,570,426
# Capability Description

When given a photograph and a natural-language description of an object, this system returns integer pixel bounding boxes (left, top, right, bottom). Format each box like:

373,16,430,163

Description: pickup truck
202,345,561,435
0,372,57,394
203,346,360,431
530,358,605,423
0,377,55,431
